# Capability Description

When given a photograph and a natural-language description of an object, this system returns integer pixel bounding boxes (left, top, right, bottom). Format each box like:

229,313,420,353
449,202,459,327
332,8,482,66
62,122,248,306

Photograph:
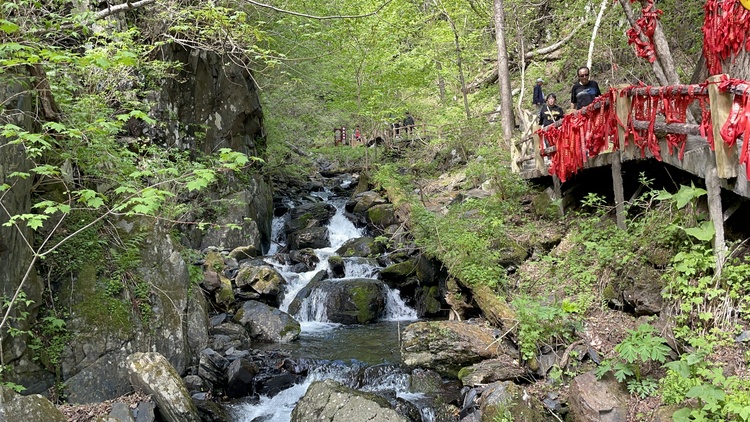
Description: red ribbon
702,0,750,75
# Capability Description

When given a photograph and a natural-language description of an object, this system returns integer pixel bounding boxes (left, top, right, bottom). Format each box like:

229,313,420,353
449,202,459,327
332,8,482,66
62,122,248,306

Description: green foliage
595,324,671,398
662,346,750,421
512,297,577,361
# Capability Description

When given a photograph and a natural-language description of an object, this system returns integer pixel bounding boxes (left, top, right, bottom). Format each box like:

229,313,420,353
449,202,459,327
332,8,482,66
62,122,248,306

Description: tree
494,0,514,145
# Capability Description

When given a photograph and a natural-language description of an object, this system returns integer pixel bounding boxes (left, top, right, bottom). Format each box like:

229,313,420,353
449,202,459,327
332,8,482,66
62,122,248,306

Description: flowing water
229,189,423,422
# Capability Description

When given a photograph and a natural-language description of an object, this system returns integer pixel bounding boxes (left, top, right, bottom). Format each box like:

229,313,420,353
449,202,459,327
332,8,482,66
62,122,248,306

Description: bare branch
242,0,395,20
93,0,157,21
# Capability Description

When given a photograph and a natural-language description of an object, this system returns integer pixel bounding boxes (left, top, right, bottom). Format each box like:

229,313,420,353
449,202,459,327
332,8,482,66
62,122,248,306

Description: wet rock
233,300,301,343
198,349,229,386
288,226,330,249
336,236,386,258
284,202,336,234
226,358,259,398
328,255,345,278
351,191,387,214
290,379,408,422
287,278,387,325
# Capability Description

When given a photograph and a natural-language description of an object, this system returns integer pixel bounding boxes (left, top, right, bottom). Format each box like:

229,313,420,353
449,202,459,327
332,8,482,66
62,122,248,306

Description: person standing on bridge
533,78,545,112
539,93,564,127
403,112,415,137
570,66,601,110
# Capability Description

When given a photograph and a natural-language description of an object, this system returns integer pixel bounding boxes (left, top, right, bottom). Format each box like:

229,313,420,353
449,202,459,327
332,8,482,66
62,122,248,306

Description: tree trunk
435,61,446,103
447,16,471,119
494,0,514,145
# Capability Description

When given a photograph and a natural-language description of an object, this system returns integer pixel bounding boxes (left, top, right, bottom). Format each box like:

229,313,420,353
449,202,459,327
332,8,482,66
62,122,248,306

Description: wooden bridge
512,74,750,272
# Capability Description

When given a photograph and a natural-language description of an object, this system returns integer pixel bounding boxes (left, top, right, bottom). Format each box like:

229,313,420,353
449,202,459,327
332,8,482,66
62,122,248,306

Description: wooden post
706,166,726,275
553,175,564,216
611,150,626,230
615,86,636,161
707,74,738,179
511,136,521,173
532,128,548,176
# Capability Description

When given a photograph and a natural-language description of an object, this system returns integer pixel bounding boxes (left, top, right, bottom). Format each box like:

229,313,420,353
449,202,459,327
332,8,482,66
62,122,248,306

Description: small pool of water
252,321,409,365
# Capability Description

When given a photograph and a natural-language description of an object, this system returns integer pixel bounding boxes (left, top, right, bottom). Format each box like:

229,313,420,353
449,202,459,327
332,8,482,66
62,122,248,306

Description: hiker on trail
403,112,415,136
354,125,362,144
570,66,601,110
533,78,545,112
539,93,564,127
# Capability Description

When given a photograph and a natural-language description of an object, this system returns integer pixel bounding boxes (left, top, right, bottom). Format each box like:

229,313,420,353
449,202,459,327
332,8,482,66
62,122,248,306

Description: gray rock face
233,300,301,343
568,371,629,422
0,386,67,422
287,278,387,324
290,379,408,422
199,183,273,253
61,223,202,404
0,83,48,392
155,45,265,159
125,352,202,422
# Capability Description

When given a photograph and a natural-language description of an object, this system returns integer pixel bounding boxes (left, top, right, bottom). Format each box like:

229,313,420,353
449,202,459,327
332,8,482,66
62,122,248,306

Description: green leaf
672,408,693,422
684,221,715,241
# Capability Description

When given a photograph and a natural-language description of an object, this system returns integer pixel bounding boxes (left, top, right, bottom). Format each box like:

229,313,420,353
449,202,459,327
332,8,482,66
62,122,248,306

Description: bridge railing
512,74,750,183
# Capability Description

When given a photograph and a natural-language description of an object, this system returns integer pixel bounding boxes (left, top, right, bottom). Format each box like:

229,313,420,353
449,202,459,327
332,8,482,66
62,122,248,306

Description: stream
227,182,430,422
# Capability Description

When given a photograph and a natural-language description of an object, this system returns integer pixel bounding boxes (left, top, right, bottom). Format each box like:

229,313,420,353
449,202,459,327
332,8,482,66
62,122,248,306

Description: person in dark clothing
539,93,564,127
570,66,601,110
533,78,545,111
403,112,415,136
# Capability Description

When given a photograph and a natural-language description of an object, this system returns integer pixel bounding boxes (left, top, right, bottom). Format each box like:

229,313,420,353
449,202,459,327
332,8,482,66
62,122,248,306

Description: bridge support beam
611,151,626,230
706,166,726,275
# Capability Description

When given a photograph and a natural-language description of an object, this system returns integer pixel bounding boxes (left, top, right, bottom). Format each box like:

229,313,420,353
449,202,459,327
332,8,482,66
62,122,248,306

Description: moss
456,366,475,382
602,284,618,301
68,263,132,335
204,252,224,273
425,286,442,314
350,285,376,324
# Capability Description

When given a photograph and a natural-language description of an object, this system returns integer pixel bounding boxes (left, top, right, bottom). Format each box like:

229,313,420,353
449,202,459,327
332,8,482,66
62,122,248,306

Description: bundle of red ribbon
625,0,663,63
703,0,750,75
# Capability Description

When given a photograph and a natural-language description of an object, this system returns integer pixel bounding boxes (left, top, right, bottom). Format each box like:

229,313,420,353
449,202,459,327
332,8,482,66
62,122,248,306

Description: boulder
287,278,387,325
568,371,629,422
0,386,67,422
290,379,408,422
288,226,330,249
401,321,501,377
479,381,552,421
125,352,201,422
335,237,386,258
233,300,300,343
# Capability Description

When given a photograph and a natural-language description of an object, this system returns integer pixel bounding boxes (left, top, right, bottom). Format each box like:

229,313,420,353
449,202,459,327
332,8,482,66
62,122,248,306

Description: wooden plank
707,74,738,179
533,130,547,176
553,175,564,215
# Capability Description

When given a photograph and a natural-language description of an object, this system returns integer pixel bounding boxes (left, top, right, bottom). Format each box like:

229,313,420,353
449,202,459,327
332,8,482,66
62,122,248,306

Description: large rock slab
125,352,201,422
290,379,408,422
401,320,500,377
0,386,67,422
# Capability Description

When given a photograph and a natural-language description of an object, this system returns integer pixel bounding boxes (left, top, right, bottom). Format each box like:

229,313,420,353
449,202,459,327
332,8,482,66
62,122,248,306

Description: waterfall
232,189,424,422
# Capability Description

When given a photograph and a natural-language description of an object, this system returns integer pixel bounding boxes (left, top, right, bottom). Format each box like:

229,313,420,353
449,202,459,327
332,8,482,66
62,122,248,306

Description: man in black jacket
570,66,601,110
